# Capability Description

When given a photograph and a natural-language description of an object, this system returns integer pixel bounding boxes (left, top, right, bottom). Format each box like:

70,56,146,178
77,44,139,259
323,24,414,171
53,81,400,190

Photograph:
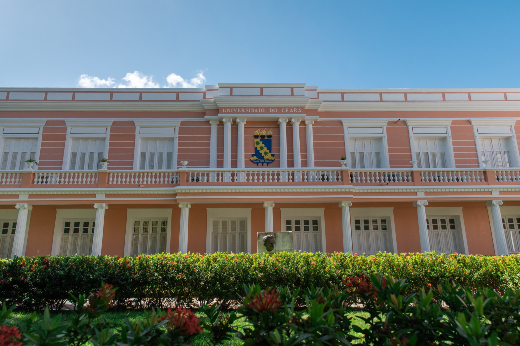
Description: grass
9,309,370,345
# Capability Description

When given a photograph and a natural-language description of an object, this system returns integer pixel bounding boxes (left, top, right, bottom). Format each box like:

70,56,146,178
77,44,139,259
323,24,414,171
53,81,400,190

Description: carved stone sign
220,107,304,114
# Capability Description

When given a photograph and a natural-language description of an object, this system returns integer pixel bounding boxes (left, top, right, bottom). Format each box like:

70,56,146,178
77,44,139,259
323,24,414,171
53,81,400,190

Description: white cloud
166,71,206,88
78,74,115,88
117,71,159,88
78,71,206,88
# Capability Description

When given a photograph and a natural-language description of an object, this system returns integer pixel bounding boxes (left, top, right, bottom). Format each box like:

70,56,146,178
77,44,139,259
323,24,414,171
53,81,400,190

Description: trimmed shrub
1,252,519,310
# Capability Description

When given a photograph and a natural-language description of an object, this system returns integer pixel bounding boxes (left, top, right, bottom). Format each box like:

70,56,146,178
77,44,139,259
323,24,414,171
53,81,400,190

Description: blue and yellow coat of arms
250,129,275,166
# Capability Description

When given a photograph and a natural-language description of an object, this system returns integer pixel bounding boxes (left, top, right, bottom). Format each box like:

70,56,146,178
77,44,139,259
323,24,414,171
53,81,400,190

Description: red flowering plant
0,302,21,346
157,307,203,345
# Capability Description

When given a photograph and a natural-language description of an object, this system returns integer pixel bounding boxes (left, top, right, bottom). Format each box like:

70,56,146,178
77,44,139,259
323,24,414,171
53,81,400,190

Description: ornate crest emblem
250,129,275,166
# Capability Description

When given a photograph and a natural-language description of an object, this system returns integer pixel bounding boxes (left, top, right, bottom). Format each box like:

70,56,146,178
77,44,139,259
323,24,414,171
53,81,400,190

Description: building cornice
319,101,520,112
405,119,454,127
0,119,46,127
342,119,390,127
65,119,113,127
470,118,518,127
134,119,181,127
213,97,310,108
0,102,206,112
217,83,306,88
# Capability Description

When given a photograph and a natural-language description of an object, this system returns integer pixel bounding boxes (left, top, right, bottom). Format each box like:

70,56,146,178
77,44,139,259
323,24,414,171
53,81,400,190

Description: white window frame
425,207,468,255
62,120,112,170
0,208,31,257
487,205,520,255
280,208,326,252
470,119,520,168
350,207,397,254
0,120,45,171
133,120,181,171
342,119,390,169
51,209,96,256
206,208,251,253
124,208,172,256
406,119,455,169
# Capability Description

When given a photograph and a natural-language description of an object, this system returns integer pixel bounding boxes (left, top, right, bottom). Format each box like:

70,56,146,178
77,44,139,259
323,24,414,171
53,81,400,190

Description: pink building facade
0,84,520,258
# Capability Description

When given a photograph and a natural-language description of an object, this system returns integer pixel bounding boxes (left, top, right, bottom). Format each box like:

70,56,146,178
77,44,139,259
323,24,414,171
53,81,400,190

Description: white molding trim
133,119,182,127
470,118,518,127
341,119,390,127
123,208,173,256
350,207,397,254
280,208,326,252
424,207,469,255
0,119,46,127
51,208,96,256
0,102,206,112
206,208,252,253
65,119,113,127
406,119,453,127
319,101,520,112
214,96,310,108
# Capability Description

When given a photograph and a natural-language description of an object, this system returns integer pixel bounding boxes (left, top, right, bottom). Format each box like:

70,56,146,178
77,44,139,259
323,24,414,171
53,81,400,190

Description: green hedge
1,252,520,310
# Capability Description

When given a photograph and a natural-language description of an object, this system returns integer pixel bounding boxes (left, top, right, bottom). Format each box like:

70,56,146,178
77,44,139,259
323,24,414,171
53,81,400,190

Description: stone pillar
291,119,301,168
488,200,509,255
92,203,108,256
263,201,275,233
11,203,32,258
278,119,288,168
222,118,233,169
305,120,315,168
236,118,246,169
209,120,219,168
178,202,191,254
339,201,353,253
414,200,430,252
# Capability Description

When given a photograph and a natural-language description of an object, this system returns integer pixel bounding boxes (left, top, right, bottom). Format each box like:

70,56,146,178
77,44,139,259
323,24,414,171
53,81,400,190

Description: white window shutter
0,139,37,171
480,138,511,168
415,138,447,169
139,139,175,170
70,139,105,170
349,138,382,169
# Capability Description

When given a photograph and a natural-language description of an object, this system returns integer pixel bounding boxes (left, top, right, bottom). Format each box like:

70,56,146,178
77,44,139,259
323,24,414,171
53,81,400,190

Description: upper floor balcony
1,167,519,190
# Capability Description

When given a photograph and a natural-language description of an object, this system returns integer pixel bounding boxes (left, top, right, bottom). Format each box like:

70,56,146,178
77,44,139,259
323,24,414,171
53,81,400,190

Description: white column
291,119,301,168
305,120,315,168
173,125,179,170
209,120,219,168
414,200,430,252
488,200,509,255
263,201,275,233
92,203,108,256
11,203,32,258
222,118,233,169
236,118,246,169
339,201,353,253
178,202,191,254
278,119,288,168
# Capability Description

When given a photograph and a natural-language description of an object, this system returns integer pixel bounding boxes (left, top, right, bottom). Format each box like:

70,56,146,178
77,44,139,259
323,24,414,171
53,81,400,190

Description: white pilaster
263,201,275,233
291,119,301,168
92,203,108,256
222,118,233,169
488,200,508,255
408,125,417,168
209,120,219,168
414,200,430,252
11,203,32,258
173,125,179,170
305,120,315,167
236,118,246,169
278,119,288,168
339,201,353,253
178,202,191,254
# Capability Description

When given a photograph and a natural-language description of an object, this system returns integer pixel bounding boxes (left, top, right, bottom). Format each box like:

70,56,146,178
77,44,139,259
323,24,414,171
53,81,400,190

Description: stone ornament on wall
250,129,275,166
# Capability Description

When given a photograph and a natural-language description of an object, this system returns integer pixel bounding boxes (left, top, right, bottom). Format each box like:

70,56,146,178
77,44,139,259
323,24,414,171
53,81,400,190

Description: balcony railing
0,167,518,189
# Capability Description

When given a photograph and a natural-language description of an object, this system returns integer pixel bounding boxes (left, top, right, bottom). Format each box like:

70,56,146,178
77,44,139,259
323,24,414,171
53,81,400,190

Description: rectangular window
59,219,95,255
414,138,446,169
480,138,511,168
501,216,520,254
0,138,37,170
426,216,462,254
131,219,168,256
139,139,174,170
285,217,322,253
210,218,247,253
353,217,392,255
0,220,17,259
349,138,382,169
69,139,105,170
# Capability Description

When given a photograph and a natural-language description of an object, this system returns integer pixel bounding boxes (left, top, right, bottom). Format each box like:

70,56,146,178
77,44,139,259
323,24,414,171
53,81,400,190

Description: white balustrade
349,170,413,183
33,171,99,185
186,168,343,183
494,169,520,182
0,172,22,185
108,171,180,185
420,169,485,183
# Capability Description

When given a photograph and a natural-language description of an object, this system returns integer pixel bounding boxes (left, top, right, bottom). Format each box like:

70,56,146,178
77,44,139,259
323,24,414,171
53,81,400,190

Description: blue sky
0,1,519,89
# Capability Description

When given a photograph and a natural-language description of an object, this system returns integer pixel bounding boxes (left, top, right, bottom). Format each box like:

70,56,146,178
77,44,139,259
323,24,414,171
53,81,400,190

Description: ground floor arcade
2,200,520,259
